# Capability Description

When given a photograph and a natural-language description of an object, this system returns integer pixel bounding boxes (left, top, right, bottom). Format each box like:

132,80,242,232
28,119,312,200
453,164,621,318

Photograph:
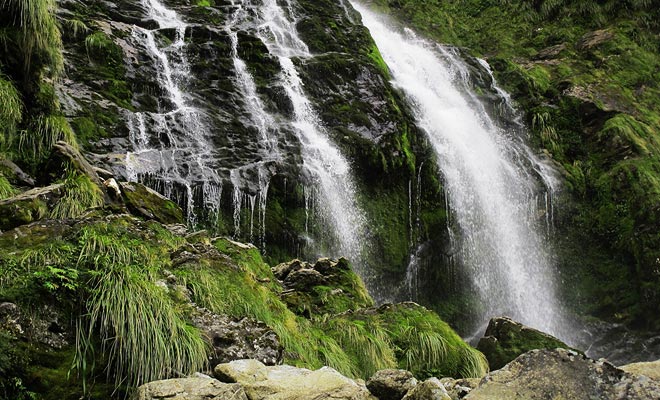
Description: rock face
464,349,660,400
191,310,282,368
135,377,247,400
214,359,375,400
366,369,417,400
476,316,572,370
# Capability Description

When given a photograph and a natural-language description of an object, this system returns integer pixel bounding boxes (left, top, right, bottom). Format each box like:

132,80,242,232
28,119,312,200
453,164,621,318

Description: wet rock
214,359,374,400
464,348,660,399
476,316,572,370
191,309,282,367
135,377,247,400
0,184,64,231
366,369,417,400
621,360,660,381
401,378,451,400
120,181,184,224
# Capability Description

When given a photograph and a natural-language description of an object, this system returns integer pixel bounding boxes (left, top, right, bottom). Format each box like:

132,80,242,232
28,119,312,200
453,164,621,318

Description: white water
126,0,221,225
353,3,569,338
224,1,281,249
245,0,370,275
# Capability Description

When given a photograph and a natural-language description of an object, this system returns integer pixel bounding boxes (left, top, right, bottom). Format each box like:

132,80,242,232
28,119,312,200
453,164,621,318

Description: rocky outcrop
464,349,660,400
135,377,247,400
476,316,572,370
191,309,282,368
274,258,373,316
366,369,417,400
214,359,375,400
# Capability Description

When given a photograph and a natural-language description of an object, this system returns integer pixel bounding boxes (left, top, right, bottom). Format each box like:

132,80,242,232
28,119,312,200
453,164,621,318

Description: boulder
284,268,327,291
464,348,660,399
272,259,305,281
621,360,660,381
401,378,451,400
0,184,64,231
135,377,247,400
366,369,417,400
476,316,572,370
214,359,374,400
191,310,282,367
119,181,184,224
438,378,479,399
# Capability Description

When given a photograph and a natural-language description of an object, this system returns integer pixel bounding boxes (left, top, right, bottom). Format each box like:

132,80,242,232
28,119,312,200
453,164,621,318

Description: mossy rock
476,317,574,370
119,182,184,224
0,184,63,231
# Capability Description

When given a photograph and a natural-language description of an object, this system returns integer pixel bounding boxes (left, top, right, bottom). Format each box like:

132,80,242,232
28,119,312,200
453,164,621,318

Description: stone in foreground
214,359,374,400
464,348,660,399
366,369,417,400
135,377,247,400
621,360,660,381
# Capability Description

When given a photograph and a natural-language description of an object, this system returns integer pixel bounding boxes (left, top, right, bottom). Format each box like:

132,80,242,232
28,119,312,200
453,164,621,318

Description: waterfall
353,3,570,339
126,0,222,225
244,0,371,277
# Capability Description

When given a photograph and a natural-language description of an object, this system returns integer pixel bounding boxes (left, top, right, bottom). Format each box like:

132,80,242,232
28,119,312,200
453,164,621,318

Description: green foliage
0,74,22,142
32,265,79,293
0,174,16,199
85,31,120,62
75,264,208,390
14,114,78,165
50,173,104,219
0,0,64,76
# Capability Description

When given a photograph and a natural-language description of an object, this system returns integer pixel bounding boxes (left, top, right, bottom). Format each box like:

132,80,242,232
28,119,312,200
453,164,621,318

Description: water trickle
126,0,222,225
353,3,570,340
248,0,371,277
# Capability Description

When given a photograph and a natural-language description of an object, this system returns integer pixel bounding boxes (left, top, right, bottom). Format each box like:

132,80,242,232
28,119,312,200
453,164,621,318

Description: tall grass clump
15,114,77,164
50,172,104,219
0,74,22,143
0,174,16,199
75,264,208,390
0,0,64,76
380,304,489,378
74,220,208,392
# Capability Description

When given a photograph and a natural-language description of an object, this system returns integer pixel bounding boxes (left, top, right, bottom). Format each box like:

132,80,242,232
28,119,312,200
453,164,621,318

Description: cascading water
353,2,570,339
242,0,371,277
126,0,222,225
224,0,281,250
